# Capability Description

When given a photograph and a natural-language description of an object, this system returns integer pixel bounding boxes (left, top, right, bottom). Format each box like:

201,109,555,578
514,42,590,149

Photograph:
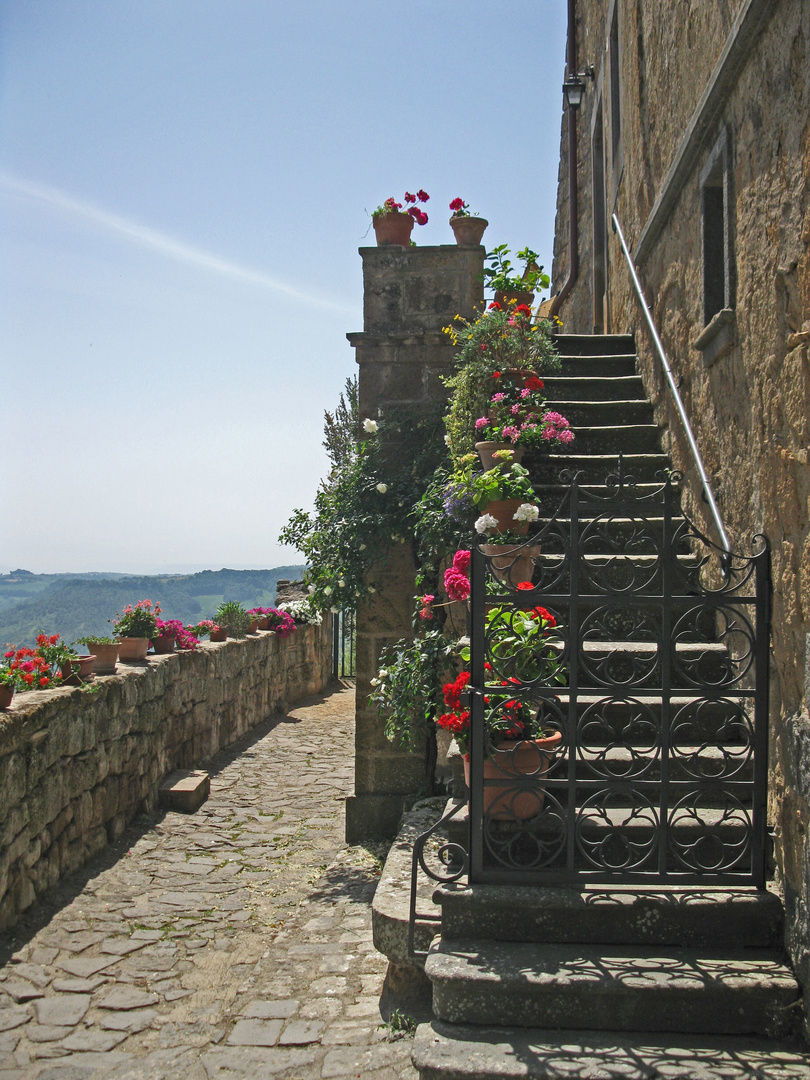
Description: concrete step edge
412,1020,810,1079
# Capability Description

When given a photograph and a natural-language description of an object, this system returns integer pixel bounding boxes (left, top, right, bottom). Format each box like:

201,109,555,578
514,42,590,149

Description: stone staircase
409,333,810,1078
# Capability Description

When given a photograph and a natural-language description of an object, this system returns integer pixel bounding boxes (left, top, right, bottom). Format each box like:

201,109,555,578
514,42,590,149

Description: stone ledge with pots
0,622,332,929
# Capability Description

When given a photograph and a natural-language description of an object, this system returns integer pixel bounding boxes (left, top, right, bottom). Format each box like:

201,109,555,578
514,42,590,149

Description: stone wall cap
347,331,451,346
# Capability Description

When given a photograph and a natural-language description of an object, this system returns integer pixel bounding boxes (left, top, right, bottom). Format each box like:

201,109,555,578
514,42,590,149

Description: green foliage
322,375,358,475
280,406,446,612
482,244,551,295
369,629,460,750
470,462,536,509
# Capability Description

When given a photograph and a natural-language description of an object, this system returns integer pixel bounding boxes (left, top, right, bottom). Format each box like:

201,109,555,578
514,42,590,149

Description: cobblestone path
0,686,419,1079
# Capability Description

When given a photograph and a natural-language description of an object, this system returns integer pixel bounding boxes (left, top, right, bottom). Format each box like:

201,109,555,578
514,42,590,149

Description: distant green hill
0,567,306,646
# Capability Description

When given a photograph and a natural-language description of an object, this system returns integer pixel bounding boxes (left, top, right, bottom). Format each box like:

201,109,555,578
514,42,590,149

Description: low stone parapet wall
0,624,332,928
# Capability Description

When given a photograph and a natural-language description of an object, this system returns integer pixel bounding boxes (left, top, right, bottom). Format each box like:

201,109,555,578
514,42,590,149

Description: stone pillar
345,244,484,842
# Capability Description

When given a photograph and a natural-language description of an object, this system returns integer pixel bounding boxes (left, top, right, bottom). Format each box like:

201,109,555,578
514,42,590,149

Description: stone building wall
0,624,332,928
345,245,484,842
551,0,810,1033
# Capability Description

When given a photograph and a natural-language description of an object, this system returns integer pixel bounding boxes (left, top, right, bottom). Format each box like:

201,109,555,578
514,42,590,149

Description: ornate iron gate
468,469,771,886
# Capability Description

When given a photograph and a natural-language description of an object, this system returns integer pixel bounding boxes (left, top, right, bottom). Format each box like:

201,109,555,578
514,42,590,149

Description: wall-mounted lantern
562,64,595,110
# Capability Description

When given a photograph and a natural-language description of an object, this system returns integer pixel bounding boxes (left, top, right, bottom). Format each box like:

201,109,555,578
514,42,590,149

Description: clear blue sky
0,0,567,574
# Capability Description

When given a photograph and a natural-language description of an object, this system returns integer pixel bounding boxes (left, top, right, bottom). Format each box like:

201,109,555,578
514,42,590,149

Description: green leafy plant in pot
214,601,251,639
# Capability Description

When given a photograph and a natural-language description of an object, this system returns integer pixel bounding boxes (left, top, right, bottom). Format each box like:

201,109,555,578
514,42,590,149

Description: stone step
557,353,639,377
551,399,655,426
435,883,782,948
554,333,636,357
412,1020,810,1079
543,374,647,401
564,424,663,455
425,939,799,1036
532,452,671,483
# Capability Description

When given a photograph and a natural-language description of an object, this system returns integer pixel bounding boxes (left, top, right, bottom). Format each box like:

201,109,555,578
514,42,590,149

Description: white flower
363,418,379,434
330,606,339,613
359,543,366,551
458,635,470,648
444,434,452,446
338,579,345,587
378,670,388,678
513,502,540,523
370,678,379,686
376,483,388,494
368,585,376,593
323,586,332,596
307,585,315,594
475,513,498,534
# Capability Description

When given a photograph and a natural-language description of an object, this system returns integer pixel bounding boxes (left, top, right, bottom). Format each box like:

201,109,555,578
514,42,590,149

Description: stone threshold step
426,939,798,1036
412,1019,810,1079
436,882,784,948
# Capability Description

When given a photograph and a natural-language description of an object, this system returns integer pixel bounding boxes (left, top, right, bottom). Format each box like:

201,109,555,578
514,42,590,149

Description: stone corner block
159,770,210,813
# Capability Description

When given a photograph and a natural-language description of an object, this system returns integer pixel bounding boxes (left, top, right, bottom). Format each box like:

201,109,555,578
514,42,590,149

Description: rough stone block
159,770,211,813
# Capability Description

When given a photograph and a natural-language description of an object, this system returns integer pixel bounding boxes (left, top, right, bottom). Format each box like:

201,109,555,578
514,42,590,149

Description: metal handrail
611,212,731,560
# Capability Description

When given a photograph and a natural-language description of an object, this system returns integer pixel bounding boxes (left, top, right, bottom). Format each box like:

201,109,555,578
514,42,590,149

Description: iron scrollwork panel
468,471,770,886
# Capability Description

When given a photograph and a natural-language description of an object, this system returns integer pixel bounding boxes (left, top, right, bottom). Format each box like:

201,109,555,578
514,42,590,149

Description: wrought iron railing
466,466,770,887
612,213,731,565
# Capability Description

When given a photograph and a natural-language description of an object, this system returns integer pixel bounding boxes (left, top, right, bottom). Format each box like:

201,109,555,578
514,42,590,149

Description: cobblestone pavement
0,686,421,1079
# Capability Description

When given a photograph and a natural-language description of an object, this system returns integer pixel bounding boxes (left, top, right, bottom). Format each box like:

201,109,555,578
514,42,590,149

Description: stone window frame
607,0,624,209
694,127,737,367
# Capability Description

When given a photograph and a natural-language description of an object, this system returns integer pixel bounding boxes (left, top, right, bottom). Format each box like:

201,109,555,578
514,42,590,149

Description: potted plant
473,369,574,468
151,618,186,654
477,526,543,587
111,599,161,661
482,245,550,307
76,635,119,675
263,608,297,638
443,304,561,464
213,601,251,640
446,598,566,819
372,190,429,246
467,460,538,535
448,197,488,246
0,654,21,708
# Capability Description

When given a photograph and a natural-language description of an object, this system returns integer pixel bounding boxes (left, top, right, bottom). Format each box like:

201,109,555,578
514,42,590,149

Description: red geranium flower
524,376,544,390
488,302,501,311
516,581,534,591
513,304,532,317
416,189,429,202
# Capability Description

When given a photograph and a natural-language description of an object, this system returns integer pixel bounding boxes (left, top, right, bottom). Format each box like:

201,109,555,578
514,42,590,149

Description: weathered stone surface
0,623,332,930
0,688,419,1077
34,994,91,1027
227,1018,283,1046
97,987,159,1011
159,770,211,813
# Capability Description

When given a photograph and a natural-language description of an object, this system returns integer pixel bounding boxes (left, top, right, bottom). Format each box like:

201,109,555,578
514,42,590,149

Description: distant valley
0,566,307,646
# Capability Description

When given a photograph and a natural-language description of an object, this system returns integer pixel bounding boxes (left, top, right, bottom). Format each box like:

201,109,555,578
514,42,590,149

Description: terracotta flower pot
494,289,535,310
0,684,14,710
475,441,525,472
373,212,414,247
209,628,227,642
450,216,488,246
257,617,270,631
482,498,533,536
90,643,119,675
464,732,563,820
480,543,542,587
60,656,97,686
152,635,176,655
246,619,260,634
117,637,149,662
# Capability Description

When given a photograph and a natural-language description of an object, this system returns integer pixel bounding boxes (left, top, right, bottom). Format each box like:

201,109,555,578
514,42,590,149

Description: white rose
458,636,470,648
323,586,332,596
368,585,376,593
376,483,388,494
338,579,345,587
475,513,498,534
444,434,452,446
378,670,388,678
370,678,378,686
363,418,379,433
359,543,366,551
